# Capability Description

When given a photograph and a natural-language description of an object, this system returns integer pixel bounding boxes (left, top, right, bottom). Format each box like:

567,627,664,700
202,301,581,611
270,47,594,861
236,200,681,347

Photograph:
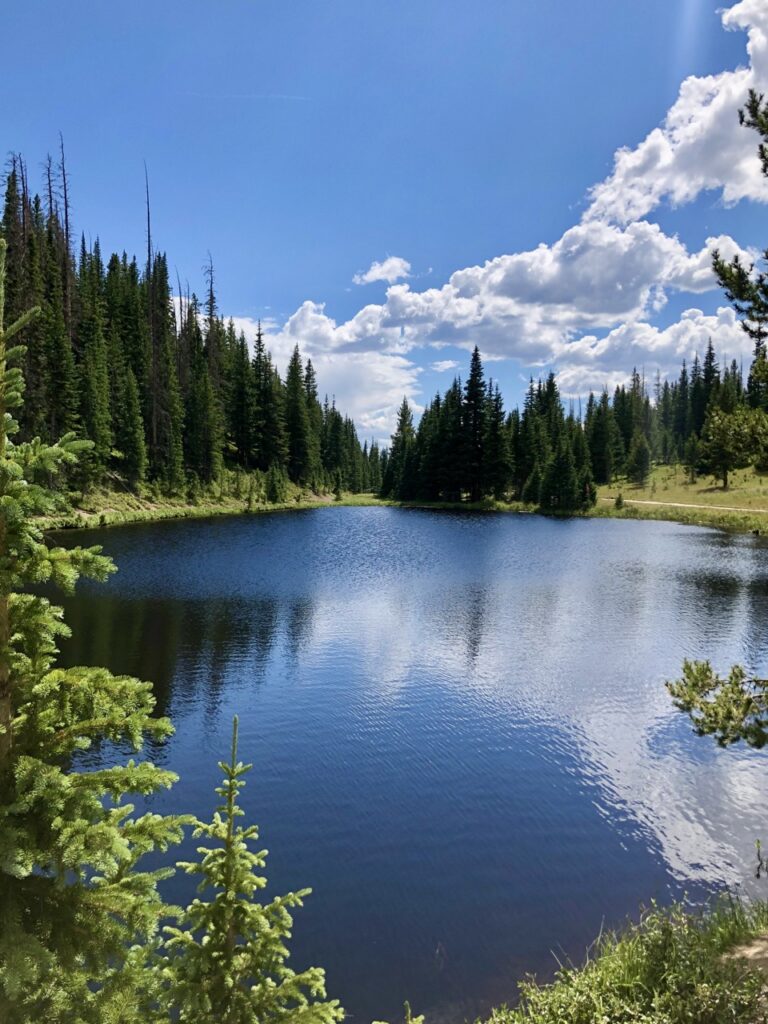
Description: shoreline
40,490,391,532
40,488,768,536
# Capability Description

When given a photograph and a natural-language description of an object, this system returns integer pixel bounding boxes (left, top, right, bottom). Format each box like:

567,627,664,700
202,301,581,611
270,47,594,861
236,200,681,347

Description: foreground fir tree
0,237,185,1023
161,716,344,1024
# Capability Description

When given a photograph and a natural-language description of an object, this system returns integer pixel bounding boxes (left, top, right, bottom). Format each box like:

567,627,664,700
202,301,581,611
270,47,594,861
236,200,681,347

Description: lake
56,507,768,1022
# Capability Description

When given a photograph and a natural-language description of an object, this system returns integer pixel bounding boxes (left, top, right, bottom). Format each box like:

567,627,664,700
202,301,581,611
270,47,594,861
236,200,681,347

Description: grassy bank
39,484,388,531
397,489,768,534
602,464,768,511
597,464,768,534
487,900,768,1024
40,464,768,535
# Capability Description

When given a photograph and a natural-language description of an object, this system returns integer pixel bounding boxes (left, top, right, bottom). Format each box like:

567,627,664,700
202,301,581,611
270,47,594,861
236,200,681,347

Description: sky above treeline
3,0,768,438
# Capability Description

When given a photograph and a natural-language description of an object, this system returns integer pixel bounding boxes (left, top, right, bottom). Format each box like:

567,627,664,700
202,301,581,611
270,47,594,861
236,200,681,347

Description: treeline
381,348,597,510
6,143,766,513
0,151,380,499
380,89,768,509
382,332,767,506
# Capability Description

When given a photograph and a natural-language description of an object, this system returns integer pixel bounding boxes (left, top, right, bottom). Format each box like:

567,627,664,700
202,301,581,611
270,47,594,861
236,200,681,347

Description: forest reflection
58,593,315,720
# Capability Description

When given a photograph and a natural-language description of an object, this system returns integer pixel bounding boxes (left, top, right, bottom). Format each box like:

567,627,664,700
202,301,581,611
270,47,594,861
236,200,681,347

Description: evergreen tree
228,330,254,467
0,164,24,331
252,327,288,472
702,337,720,412
75,240,113,483
284,346,313,485
118,365,149,485
625,428,651,486
586,391,615,485
17,198,47,440
265,463,289,503
721,359,744,412
437,378,464,501
690,354,707,437
304,358,324,484
42,215,78,439
462,346,486,501
483,382,512,500
366,440,381,493
147,255,184,490
0,238,185,1022
539,436,580,511
674,360,691,455
521,460,543,505
713,246,768,363
381,397,415,499
183,296,223,485
701,406,756,489
161,718,343,1024
747,347,768,412
683,434,700,483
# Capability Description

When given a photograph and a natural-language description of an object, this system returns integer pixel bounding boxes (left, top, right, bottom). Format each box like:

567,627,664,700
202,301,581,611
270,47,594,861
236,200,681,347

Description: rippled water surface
58,508,768,1021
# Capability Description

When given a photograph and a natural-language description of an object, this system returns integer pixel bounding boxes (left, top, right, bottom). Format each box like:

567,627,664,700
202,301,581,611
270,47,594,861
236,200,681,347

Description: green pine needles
0,235,185,1022
161,717,344,1024
0,236,343,1023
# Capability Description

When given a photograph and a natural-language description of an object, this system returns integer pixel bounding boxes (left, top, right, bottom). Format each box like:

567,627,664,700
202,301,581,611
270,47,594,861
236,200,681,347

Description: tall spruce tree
381,397,415,499
41,214,78,440
146,255,184,490
0,238,185,1022
284,345,314,485
77,241,113,483
183,296,223,485
462,346,486,502
483,381,512,500
228,330,254,467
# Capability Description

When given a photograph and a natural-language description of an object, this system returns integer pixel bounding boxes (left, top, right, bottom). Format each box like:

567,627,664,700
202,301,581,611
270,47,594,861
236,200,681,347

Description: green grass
592,501,768,534
39,485,387,531
601,464,768,510
595,465,768,534
487,900,768,1024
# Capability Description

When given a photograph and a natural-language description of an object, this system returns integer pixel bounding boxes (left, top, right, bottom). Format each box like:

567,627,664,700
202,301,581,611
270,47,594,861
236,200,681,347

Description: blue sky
2,0,767,437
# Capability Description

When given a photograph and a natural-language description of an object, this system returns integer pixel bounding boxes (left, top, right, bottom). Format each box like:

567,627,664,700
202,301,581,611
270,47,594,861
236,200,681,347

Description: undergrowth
488,900,768,1024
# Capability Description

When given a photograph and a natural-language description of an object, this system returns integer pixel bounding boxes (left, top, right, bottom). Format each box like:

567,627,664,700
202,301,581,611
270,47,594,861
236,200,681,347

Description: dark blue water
56,508,768,1022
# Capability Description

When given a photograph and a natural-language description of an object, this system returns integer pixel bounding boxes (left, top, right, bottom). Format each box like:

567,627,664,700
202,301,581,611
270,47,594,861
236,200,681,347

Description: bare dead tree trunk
45,153,55,220
145,162,158,461
58,133,72,342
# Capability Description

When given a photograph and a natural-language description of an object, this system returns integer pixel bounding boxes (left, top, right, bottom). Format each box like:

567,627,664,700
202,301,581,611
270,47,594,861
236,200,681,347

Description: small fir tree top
161,716,345,1024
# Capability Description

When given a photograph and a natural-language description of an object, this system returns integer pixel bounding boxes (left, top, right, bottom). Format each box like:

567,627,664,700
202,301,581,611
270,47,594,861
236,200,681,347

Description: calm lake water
56,508,768,1022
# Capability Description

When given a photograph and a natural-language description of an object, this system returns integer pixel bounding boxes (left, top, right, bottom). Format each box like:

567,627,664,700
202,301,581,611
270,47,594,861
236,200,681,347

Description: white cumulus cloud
586,0,768,224
554,306,749,395
353,256,412,286
224,1,768,433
